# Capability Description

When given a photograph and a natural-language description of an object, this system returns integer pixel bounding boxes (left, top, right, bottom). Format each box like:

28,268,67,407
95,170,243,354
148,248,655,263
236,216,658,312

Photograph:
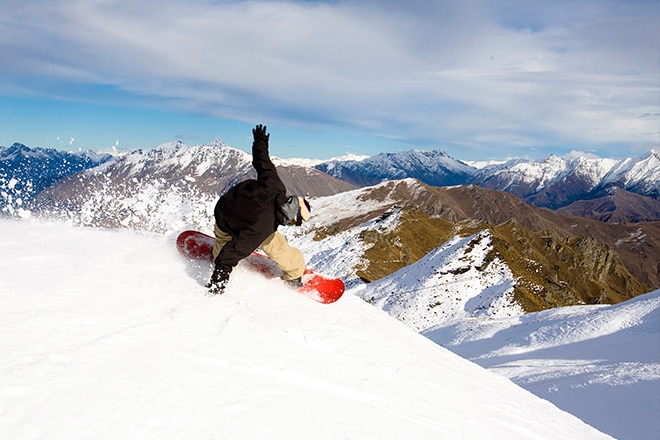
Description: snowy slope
352,230,524,332
0,220,609,439
424,292,660,440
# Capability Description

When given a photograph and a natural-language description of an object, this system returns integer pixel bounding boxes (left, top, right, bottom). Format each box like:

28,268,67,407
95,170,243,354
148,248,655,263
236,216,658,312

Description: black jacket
213,133,288,269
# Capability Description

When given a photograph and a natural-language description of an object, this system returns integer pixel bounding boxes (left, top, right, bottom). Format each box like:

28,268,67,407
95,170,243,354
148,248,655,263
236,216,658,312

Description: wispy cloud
1,0,657,157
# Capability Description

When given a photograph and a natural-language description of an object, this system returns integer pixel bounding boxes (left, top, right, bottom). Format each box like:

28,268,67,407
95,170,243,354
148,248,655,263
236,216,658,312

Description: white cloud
564,150,600,159
0,0,657,157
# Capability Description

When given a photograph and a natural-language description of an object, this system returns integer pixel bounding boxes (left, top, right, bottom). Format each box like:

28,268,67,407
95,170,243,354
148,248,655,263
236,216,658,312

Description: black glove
252,124,269,141
206,265,232,295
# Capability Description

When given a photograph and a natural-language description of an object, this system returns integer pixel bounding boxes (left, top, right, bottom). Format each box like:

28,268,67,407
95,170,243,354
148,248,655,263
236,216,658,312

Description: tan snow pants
212,225,306,280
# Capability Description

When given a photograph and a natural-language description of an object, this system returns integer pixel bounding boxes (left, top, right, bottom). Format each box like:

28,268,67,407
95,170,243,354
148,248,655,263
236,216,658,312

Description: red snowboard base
176,230,344,304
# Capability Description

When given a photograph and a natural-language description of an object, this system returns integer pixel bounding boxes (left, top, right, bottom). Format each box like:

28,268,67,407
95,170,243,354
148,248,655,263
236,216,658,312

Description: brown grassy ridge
318,205,650,312
355,207,457,282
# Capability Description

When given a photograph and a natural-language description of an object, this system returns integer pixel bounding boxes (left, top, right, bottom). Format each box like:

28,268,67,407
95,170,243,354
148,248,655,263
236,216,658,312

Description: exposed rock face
488,222,647,311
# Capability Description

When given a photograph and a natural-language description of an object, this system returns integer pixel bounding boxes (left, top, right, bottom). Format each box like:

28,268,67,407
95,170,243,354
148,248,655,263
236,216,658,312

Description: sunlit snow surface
425,292,660,440
0,220,611,439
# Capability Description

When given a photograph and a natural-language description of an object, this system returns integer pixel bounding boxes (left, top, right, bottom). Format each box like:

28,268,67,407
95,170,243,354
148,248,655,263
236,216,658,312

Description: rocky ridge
304,181,652,316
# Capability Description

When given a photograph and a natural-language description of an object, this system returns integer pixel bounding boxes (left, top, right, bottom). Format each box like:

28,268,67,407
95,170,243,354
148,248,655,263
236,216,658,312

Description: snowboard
176,230,344,304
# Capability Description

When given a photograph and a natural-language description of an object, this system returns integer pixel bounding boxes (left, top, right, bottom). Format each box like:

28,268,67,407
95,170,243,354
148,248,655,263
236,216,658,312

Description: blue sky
1,0,658,161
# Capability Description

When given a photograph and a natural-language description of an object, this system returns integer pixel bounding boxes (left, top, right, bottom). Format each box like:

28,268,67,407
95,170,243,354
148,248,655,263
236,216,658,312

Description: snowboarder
206,124,311,295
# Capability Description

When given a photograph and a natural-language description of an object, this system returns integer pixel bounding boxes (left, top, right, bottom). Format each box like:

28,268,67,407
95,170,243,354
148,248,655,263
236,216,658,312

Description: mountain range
3,142,658,220
315,149,660,222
